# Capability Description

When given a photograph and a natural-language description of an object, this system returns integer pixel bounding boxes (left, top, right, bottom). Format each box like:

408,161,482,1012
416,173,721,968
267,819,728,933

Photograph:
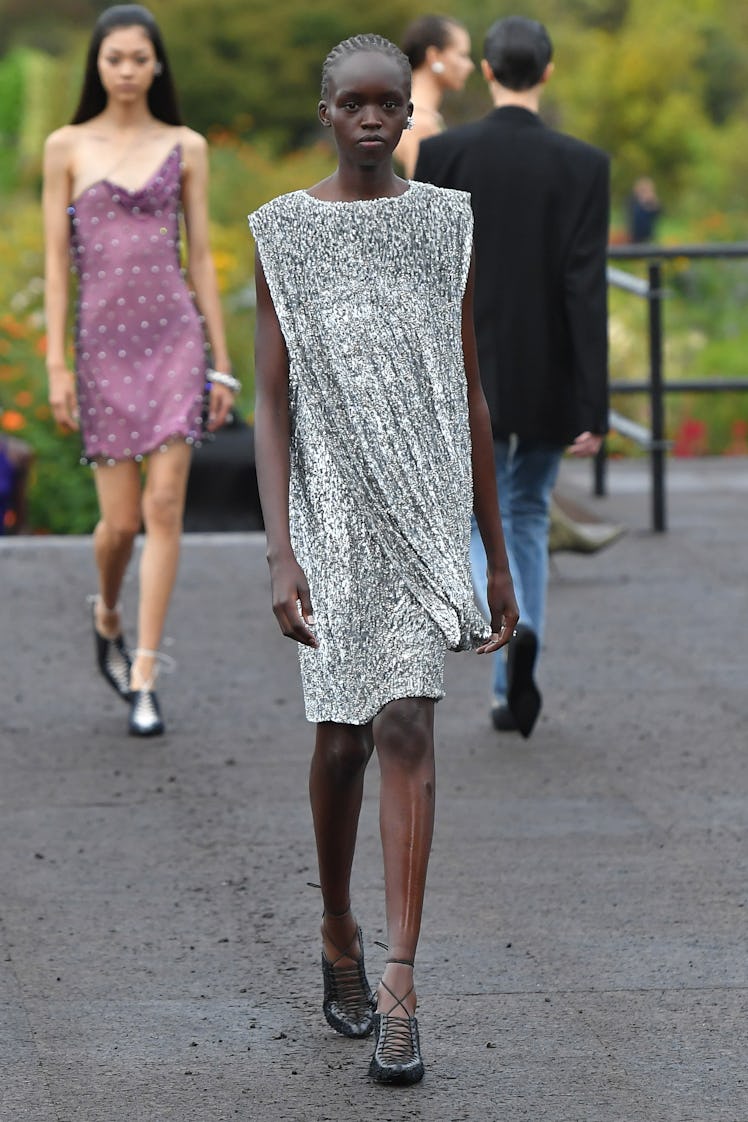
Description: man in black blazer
416,16,609,737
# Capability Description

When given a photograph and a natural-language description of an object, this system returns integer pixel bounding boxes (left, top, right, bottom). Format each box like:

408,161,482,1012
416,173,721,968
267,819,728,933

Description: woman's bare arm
254,249,317,647
181,128,233,430
42,127,79,431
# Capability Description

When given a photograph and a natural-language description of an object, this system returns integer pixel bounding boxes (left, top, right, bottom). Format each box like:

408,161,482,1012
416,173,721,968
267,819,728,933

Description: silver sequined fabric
249,182,489,724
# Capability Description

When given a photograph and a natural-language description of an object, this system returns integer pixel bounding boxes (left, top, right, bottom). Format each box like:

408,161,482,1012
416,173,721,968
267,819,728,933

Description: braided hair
320,34,411,100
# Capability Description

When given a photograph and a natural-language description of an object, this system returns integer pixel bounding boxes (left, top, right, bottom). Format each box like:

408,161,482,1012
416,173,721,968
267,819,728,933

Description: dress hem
81,428,206,467
304,685,445,727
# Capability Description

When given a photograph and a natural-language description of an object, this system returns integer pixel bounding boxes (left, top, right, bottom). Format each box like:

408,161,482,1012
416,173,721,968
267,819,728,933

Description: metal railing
603,243,748,531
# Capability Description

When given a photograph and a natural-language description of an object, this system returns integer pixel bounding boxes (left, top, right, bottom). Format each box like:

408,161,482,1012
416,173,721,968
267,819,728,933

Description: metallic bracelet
207,369,242,394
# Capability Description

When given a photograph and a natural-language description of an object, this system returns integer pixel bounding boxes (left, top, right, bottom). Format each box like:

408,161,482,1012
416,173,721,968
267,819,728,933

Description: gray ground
1,456,746,1122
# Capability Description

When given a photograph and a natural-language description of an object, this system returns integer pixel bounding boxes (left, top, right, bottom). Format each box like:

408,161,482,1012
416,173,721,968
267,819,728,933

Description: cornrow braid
320,33,411,100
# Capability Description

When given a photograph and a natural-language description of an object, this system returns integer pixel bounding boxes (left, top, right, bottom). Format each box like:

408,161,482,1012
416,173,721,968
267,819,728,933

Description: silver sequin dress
249,182,489,724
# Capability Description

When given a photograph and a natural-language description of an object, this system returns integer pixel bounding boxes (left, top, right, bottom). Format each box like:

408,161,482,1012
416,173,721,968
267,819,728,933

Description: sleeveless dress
69,144,207,465
248,181,489,725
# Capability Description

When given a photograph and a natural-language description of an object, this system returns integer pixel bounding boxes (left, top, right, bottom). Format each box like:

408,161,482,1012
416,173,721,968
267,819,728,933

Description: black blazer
415,106,610,444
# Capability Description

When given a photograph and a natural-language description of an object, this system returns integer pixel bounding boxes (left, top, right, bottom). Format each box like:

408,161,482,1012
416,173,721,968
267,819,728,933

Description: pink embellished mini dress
69,144,207,465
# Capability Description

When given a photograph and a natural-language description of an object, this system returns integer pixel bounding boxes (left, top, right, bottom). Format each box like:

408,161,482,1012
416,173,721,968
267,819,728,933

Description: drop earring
405,116,414,131
154,61,163,76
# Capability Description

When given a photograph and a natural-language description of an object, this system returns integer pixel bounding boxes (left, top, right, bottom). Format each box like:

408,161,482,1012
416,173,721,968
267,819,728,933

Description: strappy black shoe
321,911,375,1038
369,959,424,1085
127,648,173,737
90,596,131,701
128,687,164,737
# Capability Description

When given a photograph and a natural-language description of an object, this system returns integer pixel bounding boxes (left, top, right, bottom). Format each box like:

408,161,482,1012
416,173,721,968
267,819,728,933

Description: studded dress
69,144,206,465
249,182,490,725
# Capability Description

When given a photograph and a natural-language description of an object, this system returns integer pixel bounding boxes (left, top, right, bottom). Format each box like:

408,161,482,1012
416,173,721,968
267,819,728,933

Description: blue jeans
471,436,563,703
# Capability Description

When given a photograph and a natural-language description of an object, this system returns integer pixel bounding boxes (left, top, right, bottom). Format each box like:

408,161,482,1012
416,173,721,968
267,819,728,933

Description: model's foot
90,596,131,701
376,961,417,1018
369,960,424,1084
506,625,542,738
129,651,157,694
491,702,517,732
321,908,375,1037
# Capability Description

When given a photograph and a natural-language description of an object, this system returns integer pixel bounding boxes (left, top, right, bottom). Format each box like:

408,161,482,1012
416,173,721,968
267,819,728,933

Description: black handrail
605,243,748,532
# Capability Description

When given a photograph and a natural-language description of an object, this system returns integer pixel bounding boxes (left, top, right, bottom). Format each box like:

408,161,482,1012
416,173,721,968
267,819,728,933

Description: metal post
594,440,607,496
648,261,667,532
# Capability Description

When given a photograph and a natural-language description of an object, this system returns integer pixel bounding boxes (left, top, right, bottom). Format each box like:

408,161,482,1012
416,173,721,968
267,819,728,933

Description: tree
150,0,434,151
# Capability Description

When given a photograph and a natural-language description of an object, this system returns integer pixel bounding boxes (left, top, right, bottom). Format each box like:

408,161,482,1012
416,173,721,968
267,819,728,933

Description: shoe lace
133,688,160,723
377,1010,417,1064
322,919,371,1018
130,647,176,692
375,974,417,1064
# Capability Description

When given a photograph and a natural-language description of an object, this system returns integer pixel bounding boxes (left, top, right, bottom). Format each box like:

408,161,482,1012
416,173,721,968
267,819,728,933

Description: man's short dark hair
483,16,552,91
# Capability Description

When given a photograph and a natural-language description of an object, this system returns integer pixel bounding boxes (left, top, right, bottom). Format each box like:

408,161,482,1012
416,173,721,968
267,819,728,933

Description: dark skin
253,50,519,1019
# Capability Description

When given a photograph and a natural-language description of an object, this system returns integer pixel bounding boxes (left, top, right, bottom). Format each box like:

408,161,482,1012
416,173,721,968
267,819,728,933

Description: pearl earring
431,60,445,74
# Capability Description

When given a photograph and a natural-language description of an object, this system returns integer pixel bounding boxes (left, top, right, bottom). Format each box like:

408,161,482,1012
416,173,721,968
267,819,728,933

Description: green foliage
0,201,99,533
148,0,434,151
2,0,748,532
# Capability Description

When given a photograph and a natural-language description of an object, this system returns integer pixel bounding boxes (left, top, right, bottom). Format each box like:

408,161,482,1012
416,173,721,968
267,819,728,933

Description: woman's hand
205,382,234,432
476,567,519,654
269,553,319,648
48,364,79,432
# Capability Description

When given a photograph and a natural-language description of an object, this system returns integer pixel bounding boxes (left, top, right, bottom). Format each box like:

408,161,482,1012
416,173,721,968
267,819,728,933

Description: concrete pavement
1,456,746,1121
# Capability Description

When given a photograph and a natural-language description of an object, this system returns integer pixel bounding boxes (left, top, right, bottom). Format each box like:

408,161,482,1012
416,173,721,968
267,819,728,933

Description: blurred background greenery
1,0,748,530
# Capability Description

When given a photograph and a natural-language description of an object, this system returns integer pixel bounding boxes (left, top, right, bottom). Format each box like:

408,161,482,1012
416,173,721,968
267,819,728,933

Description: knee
376,699,433,771
142,486,183,533
315,727,371,782
97,517,139,550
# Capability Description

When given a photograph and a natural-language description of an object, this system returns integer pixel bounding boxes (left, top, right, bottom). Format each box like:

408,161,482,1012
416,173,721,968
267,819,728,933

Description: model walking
43,4,235,736
250,34,518,1085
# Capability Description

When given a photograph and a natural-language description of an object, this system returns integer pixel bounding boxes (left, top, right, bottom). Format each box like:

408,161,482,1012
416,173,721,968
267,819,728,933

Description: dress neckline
71,143,181,205
300,183,414,206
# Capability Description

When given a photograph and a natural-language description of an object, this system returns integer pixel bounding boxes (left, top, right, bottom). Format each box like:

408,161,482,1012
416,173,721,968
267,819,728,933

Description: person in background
628,175,661,243
394,14,473,179
416,15,610,737
42,4,235,737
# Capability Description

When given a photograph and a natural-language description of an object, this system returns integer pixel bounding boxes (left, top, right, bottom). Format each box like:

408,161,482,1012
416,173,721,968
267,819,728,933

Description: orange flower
35,335,48,356
14,390,33,407
0,315,28,340
1,410,26,432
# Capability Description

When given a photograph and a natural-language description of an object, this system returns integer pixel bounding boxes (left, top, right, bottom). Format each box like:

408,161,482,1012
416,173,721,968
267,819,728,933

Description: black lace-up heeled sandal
128,648,175,738
321,908,375,1038
368,958,425,1085
90,596,131,701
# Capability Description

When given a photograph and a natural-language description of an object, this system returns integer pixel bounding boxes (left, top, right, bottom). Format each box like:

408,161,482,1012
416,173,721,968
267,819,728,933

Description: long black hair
71,5,182,125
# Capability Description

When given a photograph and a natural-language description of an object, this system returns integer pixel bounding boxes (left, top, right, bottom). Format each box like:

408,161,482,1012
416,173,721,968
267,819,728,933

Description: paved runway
1,457,746,1121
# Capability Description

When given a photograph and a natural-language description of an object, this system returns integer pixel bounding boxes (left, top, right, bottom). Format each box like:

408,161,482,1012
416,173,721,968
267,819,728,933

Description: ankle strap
323,905,352,919
386,957,414,968
131,649,176,675
306,881,352,920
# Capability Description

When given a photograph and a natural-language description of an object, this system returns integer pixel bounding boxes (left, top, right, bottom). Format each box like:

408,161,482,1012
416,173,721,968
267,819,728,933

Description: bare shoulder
179,126,208,162
44,125,78,160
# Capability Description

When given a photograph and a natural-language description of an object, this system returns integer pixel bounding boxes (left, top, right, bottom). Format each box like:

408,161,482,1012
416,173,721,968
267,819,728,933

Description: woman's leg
373,696,435,1015
132,441,192,689
92,460,143,637
310,721,374,959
